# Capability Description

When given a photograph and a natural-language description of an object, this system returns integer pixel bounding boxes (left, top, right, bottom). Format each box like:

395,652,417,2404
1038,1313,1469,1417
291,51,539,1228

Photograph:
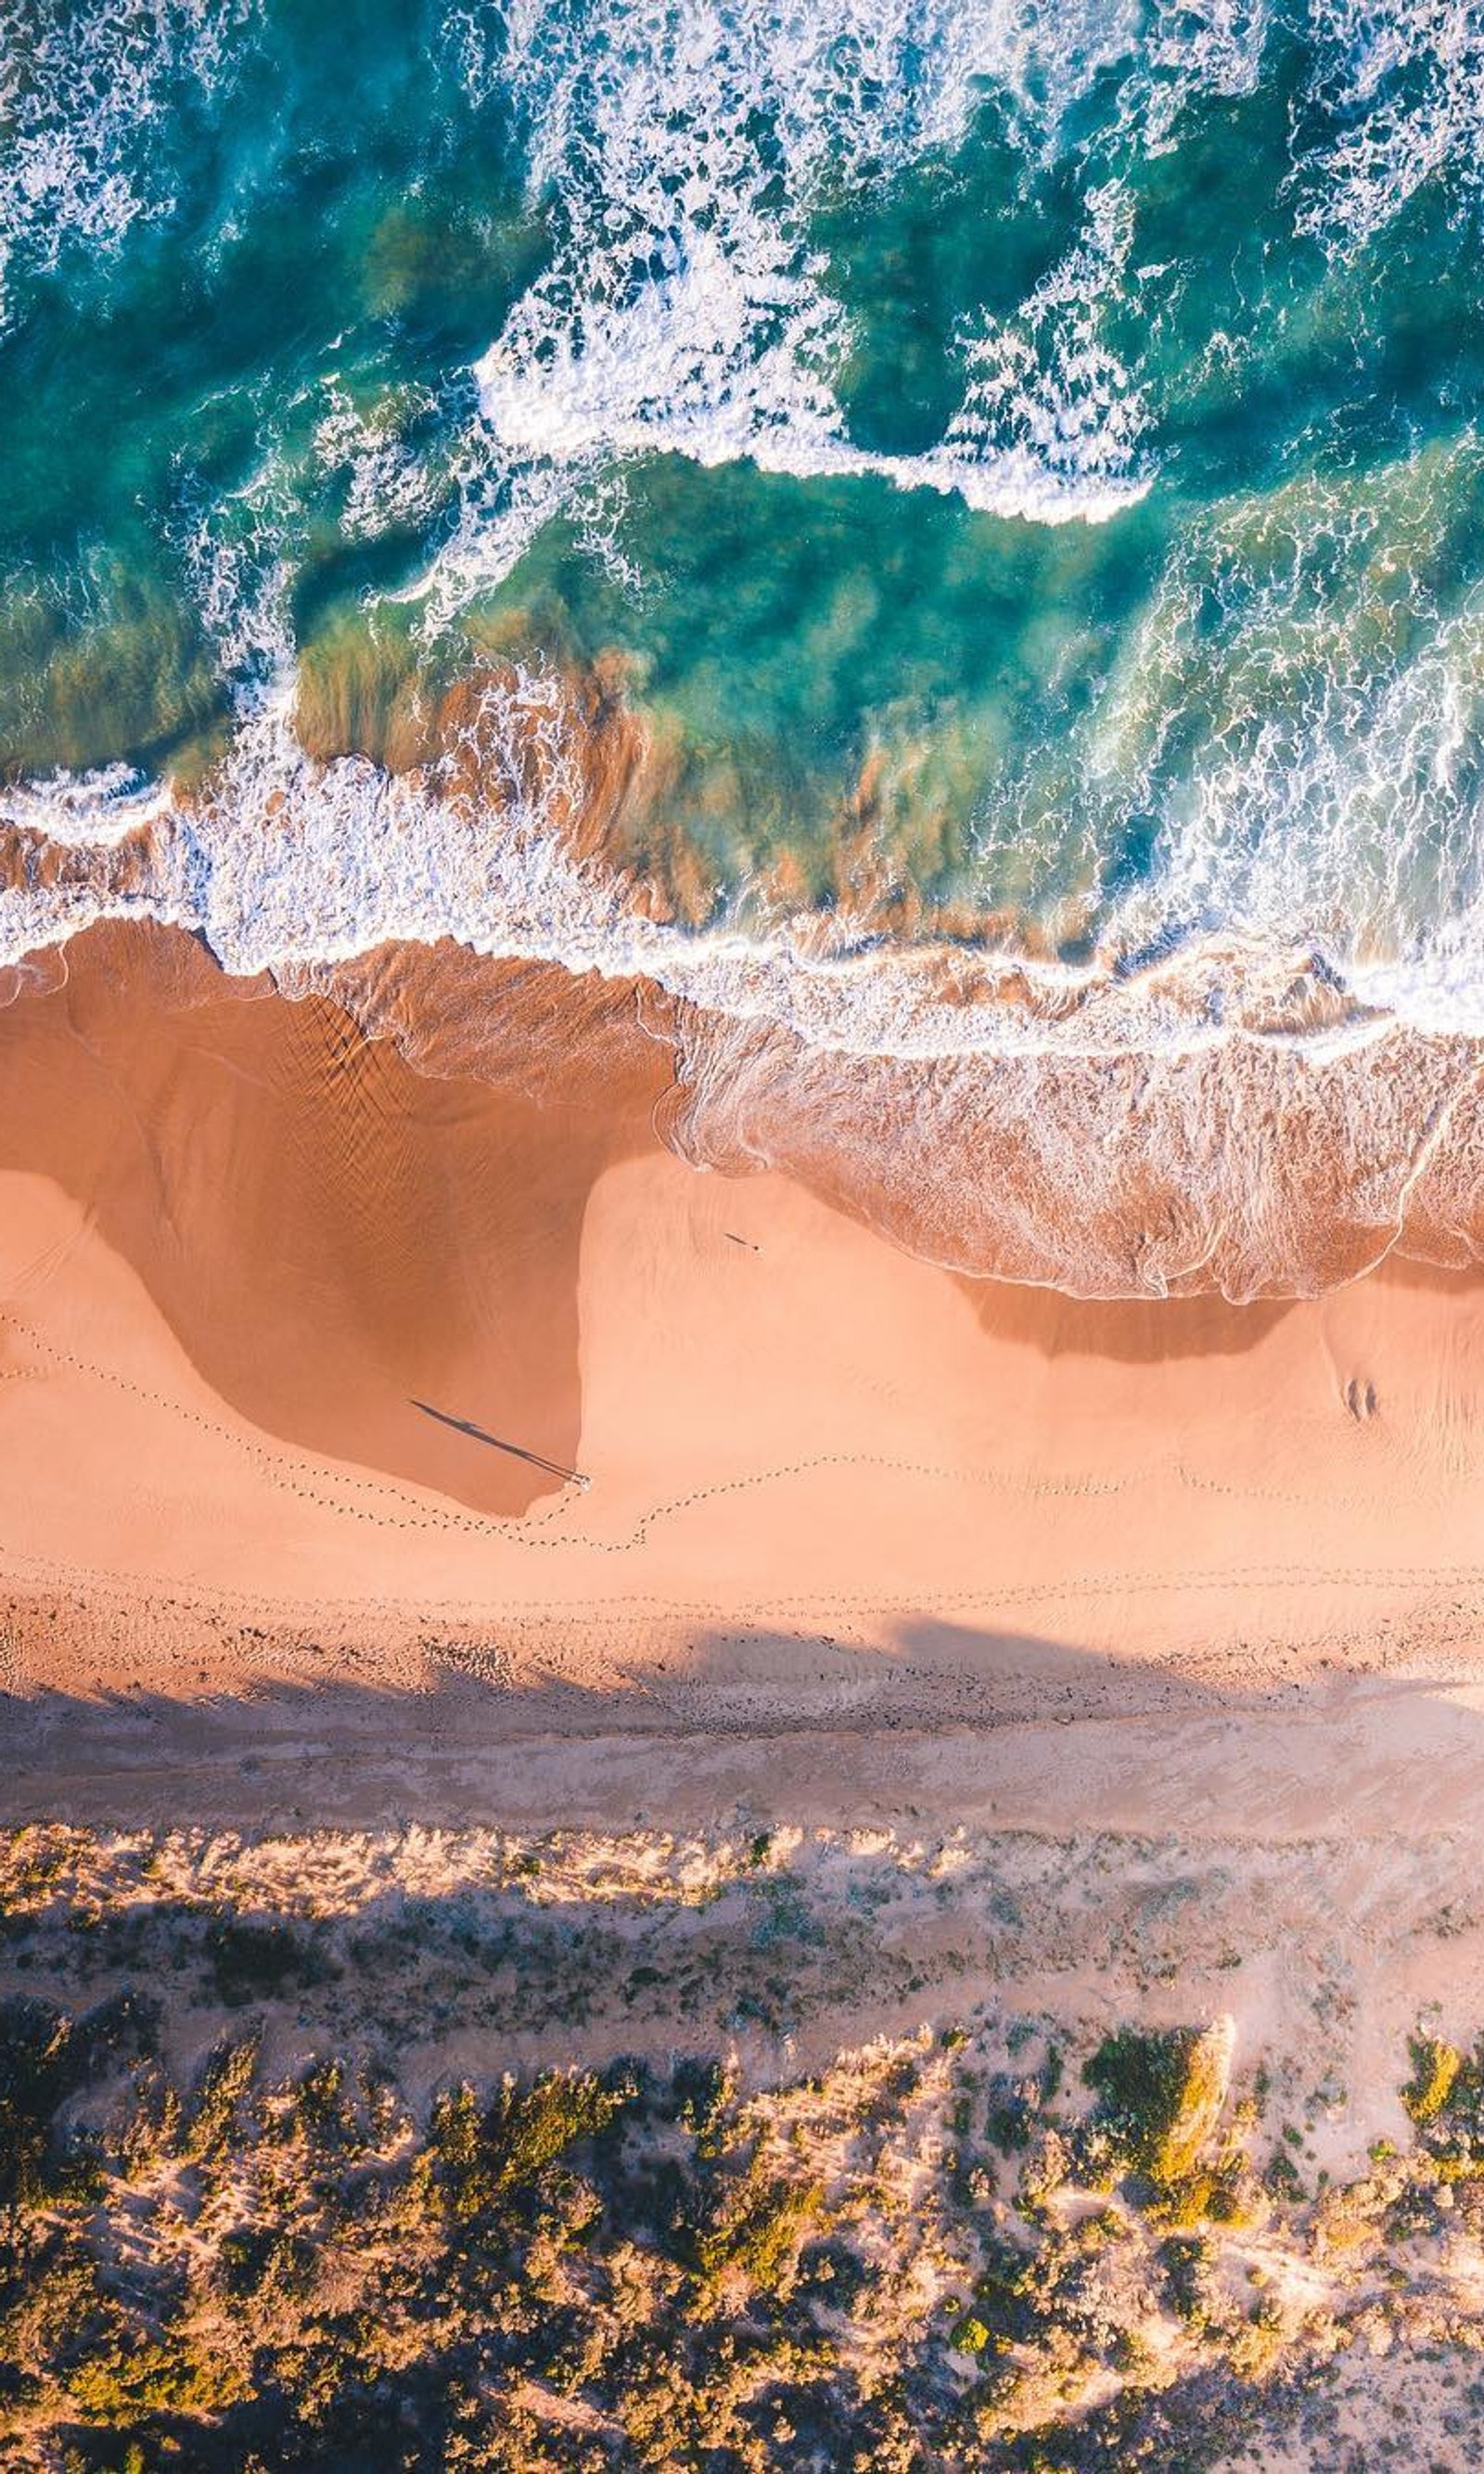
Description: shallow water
5,0,1484,1288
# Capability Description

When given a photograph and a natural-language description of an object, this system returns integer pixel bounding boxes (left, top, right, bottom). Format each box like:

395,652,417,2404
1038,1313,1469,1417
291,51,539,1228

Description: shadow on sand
409,1398,588,1487
2,1611,1475,1839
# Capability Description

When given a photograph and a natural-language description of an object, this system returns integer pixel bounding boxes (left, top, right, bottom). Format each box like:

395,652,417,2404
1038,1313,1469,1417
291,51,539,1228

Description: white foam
0,0,253,328
0,763,171,848
1132,0,1272,155
174,447,300,708
15,701,1473,1304
954,430,1484,1008
313,378,445,543
3,663,1478,1069
15,432,1484,1060
930,183,1148,502
424,0,1163,614
433,0,1484,622
11,0,1484,1067
1295,0,1484,254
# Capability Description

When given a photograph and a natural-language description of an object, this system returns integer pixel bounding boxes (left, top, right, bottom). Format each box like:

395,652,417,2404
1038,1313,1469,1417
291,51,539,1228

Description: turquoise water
5,0,1484,1013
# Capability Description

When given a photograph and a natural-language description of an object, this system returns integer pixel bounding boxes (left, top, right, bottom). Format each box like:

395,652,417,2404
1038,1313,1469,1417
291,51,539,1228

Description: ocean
4,0,1484,1295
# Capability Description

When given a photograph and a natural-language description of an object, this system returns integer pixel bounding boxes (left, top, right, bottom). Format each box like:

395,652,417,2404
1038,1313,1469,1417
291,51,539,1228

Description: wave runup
6,666,1484,1301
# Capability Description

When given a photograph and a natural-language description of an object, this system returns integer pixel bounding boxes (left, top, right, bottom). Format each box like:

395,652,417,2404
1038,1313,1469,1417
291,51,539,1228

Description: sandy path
3,1665,1484,1835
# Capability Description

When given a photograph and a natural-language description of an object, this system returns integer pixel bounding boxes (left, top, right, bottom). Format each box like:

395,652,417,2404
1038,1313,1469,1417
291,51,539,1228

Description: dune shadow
0,922,667,1518
953,1272,1295,1365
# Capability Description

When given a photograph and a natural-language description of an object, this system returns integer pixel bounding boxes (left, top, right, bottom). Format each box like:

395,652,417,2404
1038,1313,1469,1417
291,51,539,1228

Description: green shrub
68,2332,249,2421
1402,2036,1462,2126
1266,2148,1305,2203
1155,2166,1253,2230
1158,2234,1209,2325
1083,2026,1229,2187
431,2069,623,2223
984,2077,1035,2154
294,2057,352,2145
219,2224,319,2304
697,2171,824,2292
205,1916,310,2006
185,2035,260,2160
0,1997,76,2219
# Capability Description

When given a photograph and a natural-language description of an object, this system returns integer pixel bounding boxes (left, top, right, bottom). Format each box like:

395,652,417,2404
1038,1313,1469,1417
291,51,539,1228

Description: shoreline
11,679,1484,1300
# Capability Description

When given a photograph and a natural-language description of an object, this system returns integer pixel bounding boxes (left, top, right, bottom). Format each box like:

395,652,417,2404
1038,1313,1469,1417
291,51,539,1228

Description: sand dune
0,924,668,1525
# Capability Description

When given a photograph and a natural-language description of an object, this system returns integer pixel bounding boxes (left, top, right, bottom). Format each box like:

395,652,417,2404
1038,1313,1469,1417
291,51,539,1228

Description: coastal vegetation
3,1824,1483,2468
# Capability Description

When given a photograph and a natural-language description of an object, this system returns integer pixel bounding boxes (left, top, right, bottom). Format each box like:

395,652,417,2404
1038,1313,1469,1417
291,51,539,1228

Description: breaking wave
436,0,1160,610
6,655,1483,1045
0,0,252,330
6,659,1484,1301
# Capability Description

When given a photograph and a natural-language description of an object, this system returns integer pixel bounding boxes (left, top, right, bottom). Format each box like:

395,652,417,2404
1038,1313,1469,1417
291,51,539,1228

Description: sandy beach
13,10,1484,2453
6,921,1484,1754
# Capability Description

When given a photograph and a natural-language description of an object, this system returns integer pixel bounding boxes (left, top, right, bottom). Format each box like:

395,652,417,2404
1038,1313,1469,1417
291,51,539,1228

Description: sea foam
5,658,1484,1052
1296,0,1484,255
9,2,1484,1297
0,0,252,330
429,0,1163,616
7,665,1484,1301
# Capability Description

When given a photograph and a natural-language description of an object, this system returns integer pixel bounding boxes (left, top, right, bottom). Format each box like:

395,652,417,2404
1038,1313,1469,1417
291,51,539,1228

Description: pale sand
6,923,1484,1850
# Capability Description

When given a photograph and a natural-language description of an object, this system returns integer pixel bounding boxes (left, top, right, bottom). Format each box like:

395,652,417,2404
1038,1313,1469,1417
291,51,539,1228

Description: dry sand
6,921,1484,1848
